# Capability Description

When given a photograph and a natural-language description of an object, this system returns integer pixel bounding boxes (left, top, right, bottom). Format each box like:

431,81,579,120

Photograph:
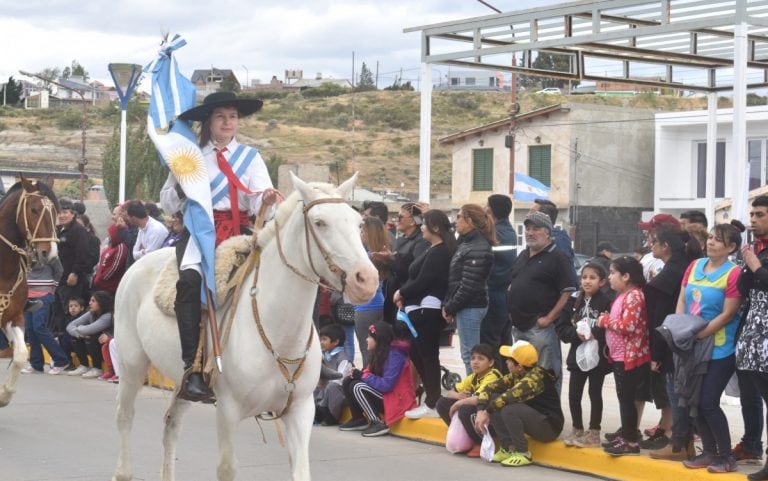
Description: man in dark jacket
482,194,518,372
507,211,577,393
53,199,92,332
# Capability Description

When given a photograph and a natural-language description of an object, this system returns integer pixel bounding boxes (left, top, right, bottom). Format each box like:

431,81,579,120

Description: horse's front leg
112,356,150,481
0,322,26,407
161,394,191,481
281,393,315,481
216,398,240,481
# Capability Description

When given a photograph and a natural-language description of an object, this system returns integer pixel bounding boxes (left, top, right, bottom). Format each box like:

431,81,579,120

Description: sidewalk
385,339,754,481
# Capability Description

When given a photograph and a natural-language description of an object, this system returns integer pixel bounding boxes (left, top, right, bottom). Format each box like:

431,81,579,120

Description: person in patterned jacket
473,340,563,467
737,195,768,481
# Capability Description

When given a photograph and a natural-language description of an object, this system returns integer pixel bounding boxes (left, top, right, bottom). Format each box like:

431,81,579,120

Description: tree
101,100,166,206
70,60,89,81
531,52,578,89
36,67,61,92
218,74,241,93
384,78,414,91
62,66,71,79
1,76,23,105
357,62,375,91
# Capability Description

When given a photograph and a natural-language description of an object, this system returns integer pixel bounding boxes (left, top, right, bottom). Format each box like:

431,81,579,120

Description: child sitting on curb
435,343,502,456
314,324,352,426
473,341,563,467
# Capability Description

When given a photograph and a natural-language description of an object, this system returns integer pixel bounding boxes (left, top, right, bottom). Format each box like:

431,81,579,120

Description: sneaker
650,443,688,461
734,442,764,464
602,435,626,449
748,465,768,481
683,452,715,469
404,404,440,419
562,428,584,446
604,438,640,456
708,455,738,473
466,443,481,457
67,365,89,376
644,424,662,437
47,364,70,375
361,421,390,437
20,366,42,374
98,371,115,381
339,418,369,431
82,368,103,379
573,429,601,448
492,447,514,463
640,428,669,450
500,451,533,467
107,375,120,384
605,426,623,442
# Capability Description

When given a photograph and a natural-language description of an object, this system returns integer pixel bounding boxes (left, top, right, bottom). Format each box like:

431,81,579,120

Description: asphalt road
0,371,600,481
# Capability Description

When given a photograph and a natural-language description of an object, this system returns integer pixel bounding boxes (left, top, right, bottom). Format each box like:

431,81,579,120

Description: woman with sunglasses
444,204,496,375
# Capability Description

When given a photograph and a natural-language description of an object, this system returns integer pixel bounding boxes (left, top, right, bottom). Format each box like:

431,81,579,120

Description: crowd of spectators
15,188,768,479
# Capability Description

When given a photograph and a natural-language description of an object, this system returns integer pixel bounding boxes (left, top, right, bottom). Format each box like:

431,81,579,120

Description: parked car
536,87,562,95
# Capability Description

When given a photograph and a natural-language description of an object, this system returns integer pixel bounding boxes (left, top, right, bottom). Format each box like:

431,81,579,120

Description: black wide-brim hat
178,91,263,122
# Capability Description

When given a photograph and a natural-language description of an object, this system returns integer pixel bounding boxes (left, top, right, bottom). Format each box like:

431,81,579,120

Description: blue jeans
667,371,694,448
737,369,765,453
24,294,70,370
511,323,563,394
457,306,487,375
696,355,736,457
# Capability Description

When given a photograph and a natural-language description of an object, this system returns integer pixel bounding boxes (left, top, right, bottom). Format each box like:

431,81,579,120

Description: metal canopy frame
406,0,756,224
405,0,768,92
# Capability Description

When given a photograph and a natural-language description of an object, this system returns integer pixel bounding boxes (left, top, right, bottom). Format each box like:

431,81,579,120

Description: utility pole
375,60,379,89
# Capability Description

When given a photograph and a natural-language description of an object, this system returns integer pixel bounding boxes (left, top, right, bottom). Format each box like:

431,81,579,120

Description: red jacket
93,224,128,296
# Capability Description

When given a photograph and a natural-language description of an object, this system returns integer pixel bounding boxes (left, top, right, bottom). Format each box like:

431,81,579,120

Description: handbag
332,301,356,326
445,413,473,454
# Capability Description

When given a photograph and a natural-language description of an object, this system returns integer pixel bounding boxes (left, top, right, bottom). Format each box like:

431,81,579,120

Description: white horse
112,173,379,481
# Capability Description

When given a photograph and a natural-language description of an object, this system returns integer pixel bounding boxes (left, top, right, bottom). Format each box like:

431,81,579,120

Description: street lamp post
20,70,88,200
108,63,143,204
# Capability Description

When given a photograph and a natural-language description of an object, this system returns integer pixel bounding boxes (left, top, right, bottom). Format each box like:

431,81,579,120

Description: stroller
438,326,462,391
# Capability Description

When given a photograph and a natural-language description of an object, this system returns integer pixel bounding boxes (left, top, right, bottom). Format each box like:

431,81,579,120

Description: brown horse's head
16,176,59,263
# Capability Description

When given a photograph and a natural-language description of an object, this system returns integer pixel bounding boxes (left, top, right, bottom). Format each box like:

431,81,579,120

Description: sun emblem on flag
166,146,206,183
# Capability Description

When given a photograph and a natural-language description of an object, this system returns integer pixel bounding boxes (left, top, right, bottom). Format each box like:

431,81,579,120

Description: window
450,77,459,86
749,139,768,190
472,148,493,191
695,141,725,198
528,145,552,187
465,77,476,86
488,77,497,87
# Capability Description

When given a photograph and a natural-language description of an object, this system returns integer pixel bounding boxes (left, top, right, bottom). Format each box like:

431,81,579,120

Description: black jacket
644,252,688,371
556,291,612,373
443,229,493,315
399,243,453,307
57,220,92,282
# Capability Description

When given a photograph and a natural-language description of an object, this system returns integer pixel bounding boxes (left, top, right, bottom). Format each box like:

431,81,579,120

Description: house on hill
191,68,240,98
439,102,656,253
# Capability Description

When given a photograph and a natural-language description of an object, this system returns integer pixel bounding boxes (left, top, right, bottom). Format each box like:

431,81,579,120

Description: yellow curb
147,365,175,390
390,418,746,481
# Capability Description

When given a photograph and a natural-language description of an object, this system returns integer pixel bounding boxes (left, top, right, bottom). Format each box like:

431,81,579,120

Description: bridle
271,197,349,294
0,189,58,319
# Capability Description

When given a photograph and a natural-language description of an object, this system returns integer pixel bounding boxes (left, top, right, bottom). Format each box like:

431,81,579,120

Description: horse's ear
19,173,34,191
337,172,358,199
290,171,316,204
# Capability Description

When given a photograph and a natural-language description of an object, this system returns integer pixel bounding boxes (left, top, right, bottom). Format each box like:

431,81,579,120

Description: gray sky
1,0,563,90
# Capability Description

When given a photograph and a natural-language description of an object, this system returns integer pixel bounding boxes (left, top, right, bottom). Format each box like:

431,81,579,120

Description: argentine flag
513,172,550,202
145,35,217,306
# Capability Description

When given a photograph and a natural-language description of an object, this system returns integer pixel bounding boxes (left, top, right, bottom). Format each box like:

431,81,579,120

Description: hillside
0,90,710,195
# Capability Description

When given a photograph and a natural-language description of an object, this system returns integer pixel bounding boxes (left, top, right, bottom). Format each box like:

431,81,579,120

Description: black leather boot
175,270,214,403
749,461,768,481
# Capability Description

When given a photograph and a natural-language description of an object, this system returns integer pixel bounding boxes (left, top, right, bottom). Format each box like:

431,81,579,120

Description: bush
56,108,89,130
0,121,6,132
301,83,350,99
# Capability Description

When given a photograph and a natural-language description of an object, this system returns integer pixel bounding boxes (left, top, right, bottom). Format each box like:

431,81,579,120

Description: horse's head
265,172,379,304
17,176,59,263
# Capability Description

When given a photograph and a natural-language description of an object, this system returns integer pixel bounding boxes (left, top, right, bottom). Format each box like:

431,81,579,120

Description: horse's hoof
0,392,11,407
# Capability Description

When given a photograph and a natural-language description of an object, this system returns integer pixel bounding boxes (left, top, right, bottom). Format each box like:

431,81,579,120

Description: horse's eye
314,219,326,228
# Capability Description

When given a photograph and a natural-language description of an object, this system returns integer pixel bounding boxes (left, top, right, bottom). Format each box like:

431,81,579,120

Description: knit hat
523,211,553,234
499,340,538,368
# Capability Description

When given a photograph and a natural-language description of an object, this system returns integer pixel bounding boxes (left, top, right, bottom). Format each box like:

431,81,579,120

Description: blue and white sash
210,144,259,206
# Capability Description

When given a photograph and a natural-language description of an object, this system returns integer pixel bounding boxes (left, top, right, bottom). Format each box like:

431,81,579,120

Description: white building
654,105,768,222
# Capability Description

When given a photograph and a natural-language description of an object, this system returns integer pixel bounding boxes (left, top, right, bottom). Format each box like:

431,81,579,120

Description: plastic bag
576,319,592,340
576,338,599,371
445,413,474,454
479,428,495,463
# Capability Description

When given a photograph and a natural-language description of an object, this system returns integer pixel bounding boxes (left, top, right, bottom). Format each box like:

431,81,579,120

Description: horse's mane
257,182,340,248
0,180,60,211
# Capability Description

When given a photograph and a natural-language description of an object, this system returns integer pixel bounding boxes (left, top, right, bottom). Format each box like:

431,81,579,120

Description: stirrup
177,368,216,404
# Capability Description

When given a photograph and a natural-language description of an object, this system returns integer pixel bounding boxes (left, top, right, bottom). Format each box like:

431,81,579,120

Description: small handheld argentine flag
396,310,418,338
513,172,550,202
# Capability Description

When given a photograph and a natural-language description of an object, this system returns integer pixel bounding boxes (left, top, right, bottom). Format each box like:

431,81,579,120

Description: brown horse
0,176,59,407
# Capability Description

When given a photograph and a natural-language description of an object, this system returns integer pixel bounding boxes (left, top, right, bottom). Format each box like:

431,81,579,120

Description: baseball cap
523,211,553,233
637,213,680,231
596,241,619,253
499,340,538,368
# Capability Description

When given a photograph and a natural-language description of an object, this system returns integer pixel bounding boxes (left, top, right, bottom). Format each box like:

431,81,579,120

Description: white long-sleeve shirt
133,216,169,261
